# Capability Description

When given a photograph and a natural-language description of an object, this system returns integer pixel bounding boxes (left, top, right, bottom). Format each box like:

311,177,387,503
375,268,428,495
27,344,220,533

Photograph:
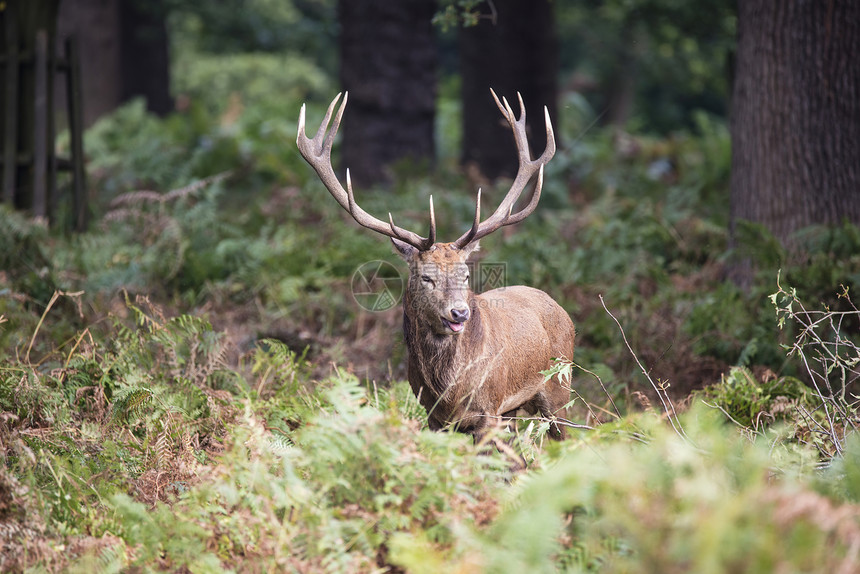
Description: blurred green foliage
2,2,860,570
167,0,337,65
3,301,860,572
172,52,332,118
557,0,736,132
694,367,812,428
433,0,486,31
2,228,859,570
165,0,735,134
16,35,859,394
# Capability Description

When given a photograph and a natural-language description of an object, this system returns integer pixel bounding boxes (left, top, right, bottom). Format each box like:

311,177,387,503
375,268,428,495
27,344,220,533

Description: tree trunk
338,0,437,187
57,0,172,128
730,0,860,251
118,0,172,116
56,0,121,128
459,0,558,180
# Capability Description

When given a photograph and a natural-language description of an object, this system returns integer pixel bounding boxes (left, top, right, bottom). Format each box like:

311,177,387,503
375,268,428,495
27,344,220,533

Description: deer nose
450,307,470,323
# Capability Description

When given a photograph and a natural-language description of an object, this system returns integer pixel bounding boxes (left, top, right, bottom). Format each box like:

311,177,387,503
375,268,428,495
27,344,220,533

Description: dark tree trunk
458,0,558,180
57,0,121,128
338,0,437,186
730,0,860,251
118,0,172,116
57,0,172,127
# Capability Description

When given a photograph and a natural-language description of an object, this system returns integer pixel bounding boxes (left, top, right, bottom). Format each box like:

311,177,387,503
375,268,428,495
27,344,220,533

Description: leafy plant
392,407,849,574
770,279,860,456
694,366,810,429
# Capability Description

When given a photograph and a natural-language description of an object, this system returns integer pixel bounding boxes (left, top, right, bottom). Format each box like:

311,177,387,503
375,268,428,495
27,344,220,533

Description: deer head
296,90,556,336
396,242,478,336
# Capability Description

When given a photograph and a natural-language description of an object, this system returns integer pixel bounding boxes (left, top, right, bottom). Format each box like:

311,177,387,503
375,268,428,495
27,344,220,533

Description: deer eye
420,275,434,285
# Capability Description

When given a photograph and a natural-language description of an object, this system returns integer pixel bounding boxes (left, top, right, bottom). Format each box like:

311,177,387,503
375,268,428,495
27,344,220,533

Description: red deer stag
297,90,575,440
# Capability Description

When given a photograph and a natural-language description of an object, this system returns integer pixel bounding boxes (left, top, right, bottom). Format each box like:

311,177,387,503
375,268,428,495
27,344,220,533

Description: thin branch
599,294,692,444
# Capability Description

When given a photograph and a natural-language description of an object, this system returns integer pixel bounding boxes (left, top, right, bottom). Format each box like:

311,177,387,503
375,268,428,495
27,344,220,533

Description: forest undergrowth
1,70,860,571
1,286,859,572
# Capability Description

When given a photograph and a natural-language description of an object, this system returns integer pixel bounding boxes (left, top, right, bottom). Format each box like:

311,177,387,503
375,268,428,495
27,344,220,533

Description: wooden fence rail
0,2,88,230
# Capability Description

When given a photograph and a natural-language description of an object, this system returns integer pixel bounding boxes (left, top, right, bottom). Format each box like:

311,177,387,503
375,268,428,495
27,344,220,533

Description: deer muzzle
442,306,470,334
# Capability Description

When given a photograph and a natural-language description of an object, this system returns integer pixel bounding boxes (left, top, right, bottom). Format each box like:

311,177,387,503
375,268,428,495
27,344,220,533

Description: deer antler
296,92,436,251
453,89,556,249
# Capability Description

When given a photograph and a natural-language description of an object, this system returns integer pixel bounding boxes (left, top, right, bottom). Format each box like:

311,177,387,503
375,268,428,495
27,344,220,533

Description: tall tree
458,0,558,179
56,0,119,127
57,0,172,127
338,0,438,186
118,1,172,116
730,1,860,251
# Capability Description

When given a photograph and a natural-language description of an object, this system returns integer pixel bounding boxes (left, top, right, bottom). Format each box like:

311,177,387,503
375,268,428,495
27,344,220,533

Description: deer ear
391,237,417,260
460,241,480,258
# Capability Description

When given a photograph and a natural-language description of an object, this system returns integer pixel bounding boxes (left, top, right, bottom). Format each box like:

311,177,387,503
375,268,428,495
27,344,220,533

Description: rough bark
730,0,860,250
458,0,558,180
56,0,120,128
118,0,172,116
57,0,171,127
338,0,437,186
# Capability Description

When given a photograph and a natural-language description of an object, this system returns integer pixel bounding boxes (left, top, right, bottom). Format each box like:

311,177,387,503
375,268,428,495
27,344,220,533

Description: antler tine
455,188,483,248
539,105,556,163
386,197,435,249
345,168,361,215
297,92,343,152
297,104,306,143
472,187,482,232
427,195,437,246
387,212,407,240
297,93,434,251
453,90,556,249
505,165,544,225
489,88,510,123
322,92,348,156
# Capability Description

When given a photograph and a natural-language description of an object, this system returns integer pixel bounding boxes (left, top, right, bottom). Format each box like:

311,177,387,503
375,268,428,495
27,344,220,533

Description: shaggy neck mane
402,293,482,397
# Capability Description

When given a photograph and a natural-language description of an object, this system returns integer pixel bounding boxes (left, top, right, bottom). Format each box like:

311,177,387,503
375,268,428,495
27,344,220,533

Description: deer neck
402,293,482,396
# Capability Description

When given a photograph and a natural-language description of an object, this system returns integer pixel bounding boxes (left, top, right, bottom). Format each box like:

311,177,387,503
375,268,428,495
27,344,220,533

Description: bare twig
24,290,85,365
772,276,860,456
599,294,692,444
572,360,622,419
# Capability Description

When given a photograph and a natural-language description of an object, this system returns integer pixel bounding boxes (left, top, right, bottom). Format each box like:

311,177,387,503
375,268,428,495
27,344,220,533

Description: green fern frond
268,432,293,455
252,338,310,392
111,387,154,423
96,540,128,574
155,425,172,470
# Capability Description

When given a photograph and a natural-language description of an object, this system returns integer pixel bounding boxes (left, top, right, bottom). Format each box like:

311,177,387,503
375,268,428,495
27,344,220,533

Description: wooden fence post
33,29,48,219
66,36,87,231
2,1,19,205
1,3,87,230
